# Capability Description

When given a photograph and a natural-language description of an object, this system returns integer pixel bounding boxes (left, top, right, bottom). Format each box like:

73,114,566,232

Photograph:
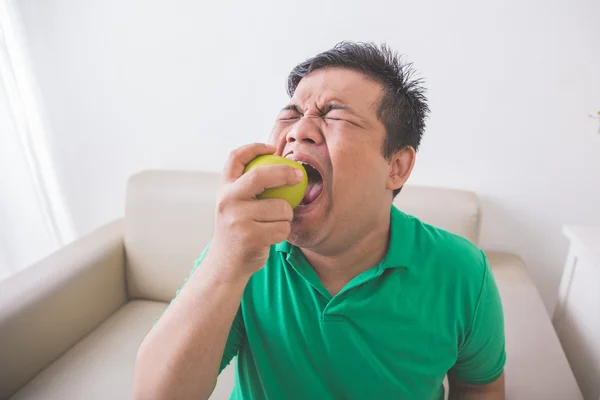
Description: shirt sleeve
449,251,506,385
219,306,245,373
156,243,246,375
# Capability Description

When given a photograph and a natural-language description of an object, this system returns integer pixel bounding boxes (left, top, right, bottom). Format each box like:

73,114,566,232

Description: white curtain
0,1,74,280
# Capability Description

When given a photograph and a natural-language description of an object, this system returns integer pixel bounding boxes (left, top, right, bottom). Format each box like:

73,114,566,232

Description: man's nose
285,116,324,145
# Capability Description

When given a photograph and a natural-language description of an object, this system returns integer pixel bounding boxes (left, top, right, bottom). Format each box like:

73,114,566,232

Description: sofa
0,170,582,399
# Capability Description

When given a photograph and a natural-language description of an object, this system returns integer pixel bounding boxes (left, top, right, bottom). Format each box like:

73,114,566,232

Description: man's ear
387,146,416,192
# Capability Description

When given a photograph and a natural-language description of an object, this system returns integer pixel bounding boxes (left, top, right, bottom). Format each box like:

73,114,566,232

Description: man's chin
288,192,329,246
287,220,319,248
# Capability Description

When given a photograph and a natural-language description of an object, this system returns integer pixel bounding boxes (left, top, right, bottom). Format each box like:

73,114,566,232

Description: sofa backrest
124,171,480,302
393,185,480,245
125,171,220,302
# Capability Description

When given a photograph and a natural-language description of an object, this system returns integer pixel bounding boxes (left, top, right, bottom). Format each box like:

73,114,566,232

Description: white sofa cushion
10,301,165,400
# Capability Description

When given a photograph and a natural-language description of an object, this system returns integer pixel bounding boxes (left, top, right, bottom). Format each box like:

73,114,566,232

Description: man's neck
300,214,391,296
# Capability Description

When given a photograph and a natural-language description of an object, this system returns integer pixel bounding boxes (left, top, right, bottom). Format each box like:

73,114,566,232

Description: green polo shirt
175,206,505,399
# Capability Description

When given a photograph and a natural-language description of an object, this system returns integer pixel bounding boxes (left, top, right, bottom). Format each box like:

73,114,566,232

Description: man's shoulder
398,213,492,320
401,212,486,279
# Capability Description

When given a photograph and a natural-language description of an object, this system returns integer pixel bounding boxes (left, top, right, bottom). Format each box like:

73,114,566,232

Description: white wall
12,0,600,311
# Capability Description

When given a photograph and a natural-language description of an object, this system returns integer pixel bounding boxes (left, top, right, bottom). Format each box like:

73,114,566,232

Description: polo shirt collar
275,239,292,254
275,205,415,270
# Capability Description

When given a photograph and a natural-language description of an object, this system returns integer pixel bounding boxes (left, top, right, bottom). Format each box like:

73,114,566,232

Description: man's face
269,68,396,251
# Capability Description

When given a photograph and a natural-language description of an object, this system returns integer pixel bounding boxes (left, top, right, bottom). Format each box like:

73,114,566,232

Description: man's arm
448,372,505,399
133,143,302,400
134,257,248,400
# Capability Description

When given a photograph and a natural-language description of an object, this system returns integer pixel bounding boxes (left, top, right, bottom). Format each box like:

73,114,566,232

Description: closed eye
278,115,300,121
321,104,362,127
324,115,360,127
279,104,303,121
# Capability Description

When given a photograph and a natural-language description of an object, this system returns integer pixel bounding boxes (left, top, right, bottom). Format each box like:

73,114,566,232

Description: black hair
287,41,430,197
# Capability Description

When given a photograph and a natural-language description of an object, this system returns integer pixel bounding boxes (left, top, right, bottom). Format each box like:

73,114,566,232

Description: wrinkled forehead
291,68,383,112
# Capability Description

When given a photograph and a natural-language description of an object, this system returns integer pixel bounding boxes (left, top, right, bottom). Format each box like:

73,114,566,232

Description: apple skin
243,155,308,208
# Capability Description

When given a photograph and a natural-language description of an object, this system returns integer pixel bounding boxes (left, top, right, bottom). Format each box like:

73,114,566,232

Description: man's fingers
234,164,304,199
236,199,293,222
223,143,276,183
255,220,292,245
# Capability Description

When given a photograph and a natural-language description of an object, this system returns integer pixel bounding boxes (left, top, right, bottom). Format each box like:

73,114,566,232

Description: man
134,42,506,399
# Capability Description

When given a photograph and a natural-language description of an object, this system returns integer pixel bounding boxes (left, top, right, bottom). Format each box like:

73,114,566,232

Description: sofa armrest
0,219,127,399
486,251,582,399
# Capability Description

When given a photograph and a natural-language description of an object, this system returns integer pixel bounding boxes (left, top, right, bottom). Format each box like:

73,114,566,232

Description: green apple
243,155,308,208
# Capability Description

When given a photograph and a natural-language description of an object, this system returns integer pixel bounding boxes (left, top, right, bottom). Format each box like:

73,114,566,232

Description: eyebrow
281,104,303,113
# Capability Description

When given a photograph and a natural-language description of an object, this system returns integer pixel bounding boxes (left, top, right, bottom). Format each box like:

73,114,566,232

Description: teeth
286,156,308,166
285,156,313,168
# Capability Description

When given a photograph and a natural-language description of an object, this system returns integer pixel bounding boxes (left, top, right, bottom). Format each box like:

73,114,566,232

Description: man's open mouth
298,162,323,207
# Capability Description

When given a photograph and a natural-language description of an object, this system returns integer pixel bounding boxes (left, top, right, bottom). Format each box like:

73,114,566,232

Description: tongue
301,182,323,205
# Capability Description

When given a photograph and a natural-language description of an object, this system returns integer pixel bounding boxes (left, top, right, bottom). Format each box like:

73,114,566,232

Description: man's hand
208,142,304,281
448,373,505,399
